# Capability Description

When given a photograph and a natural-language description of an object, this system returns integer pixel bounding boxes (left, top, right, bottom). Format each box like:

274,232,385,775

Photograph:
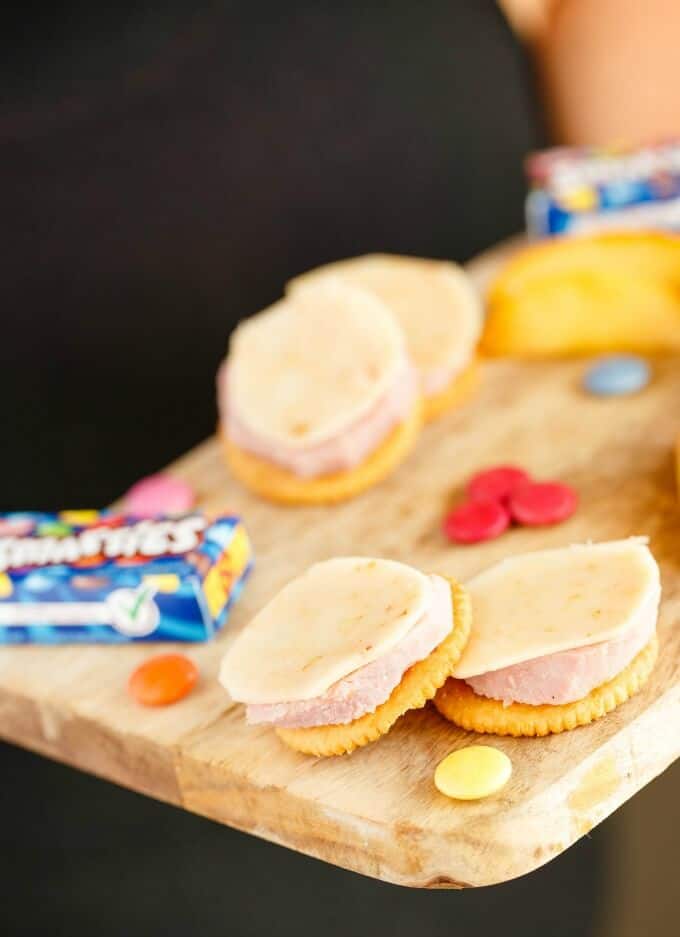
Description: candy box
525,141,680,237
0,511,252,644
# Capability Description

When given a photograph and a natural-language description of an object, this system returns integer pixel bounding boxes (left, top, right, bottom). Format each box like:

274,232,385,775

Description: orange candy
128,653,199,706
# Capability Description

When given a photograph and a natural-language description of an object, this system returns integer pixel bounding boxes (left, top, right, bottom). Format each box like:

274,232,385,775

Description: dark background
0,3,675,936
0,0,537,509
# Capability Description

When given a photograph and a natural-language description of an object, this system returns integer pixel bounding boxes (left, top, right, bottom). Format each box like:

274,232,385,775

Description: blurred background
0,2,678,935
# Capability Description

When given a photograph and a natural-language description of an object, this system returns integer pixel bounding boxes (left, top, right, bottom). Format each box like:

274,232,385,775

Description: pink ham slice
217,358,418,479
421,355,472,396
464,594,658,706
246,574,453,728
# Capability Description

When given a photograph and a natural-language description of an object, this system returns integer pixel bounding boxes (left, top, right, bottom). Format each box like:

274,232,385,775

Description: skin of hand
499,0,680,145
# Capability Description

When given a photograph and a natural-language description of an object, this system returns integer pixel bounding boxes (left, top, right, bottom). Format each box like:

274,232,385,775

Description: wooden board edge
174,681,679,889
459,681,680,886
174,746,475,888
1,675,677,889
0,687,183,807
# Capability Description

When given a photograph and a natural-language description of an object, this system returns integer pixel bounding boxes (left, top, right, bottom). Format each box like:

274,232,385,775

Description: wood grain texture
0,241,678,887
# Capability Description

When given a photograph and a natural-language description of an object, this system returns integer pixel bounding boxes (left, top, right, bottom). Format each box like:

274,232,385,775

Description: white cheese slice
227,278,406,448
288,254,482,393
219,557,432,704
452,538,660,679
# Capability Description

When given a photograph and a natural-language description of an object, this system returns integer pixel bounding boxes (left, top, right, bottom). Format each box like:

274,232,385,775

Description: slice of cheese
287,254,482,394
483,232,680,357
451,538,660,679
219,557,433,704
228,279,406,448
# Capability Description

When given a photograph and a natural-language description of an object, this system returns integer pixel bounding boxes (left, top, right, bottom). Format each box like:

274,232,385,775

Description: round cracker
276,579,472,756
434,636,658,737
423,358,480,423
221,397,422,505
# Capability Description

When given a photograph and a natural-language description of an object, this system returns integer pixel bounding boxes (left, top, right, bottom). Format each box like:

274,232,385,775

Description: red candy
508,481,578,526
443,499,511,544
467,466,531,504
443,464,578,546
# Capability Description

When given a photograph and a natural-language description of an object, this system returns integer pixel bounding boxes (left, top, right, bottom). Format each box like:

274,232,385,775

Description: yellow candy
0,573,13,598
59,510,99,525
434,745,512,801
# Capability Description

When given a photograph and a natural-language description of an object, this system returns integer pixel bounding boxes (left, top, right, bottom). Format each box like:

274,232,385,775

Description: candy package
526,141,680,237
0,511,252,644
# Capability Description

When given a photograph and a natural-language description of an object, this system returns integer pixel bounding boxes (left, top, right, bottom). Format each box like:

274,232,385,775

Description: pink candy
123,474,195,517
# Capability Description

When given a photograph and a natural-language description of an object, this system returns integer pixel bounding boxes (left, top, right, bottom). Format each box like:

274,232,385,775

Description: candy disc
508,481,577,526
434,745,512,800
583,355,651,396
128,654,199,706
467,465,531,504
443,499,510,544
124,474,195,517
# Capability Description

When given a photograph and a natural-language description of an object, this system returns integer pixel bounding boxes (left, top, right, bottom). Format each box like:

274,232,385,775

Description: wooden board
1,242,679,888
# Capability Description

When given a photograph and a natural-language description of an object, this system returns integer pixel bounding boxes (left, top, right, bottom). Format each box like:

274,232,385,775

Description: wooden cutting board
0,242,678,888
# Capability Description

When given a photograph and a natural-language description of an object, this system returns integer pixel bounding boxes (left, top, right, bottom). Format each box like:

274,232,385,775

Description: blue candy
583,355,651,397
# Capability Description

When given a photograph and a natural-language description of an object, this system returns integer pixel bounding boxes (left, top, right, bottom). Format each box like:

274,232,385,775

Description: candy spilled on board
466,465,531,505
442,500,510,545
583,355,651,397
434,745,512,801
443,465,578,545
123,473,196,517
508,481,578,526
128,653,199,706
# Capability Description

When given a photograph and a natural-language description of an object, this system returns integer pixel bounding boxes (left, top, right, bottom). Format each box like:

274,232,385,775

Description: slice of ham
422,364,460,397
464,588,658,706
246,574,453,728
421,353,473,397
218,358,418,479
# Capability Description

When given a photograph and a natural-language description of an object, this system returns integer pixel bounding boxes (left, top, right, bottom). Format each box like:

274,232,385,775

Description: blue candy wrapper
526,141,680,238
0,511,252,644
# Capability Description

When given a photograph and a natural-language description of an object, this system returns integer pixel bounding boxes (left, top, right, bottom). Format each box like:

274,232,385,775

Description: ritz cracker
0,511,252,643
